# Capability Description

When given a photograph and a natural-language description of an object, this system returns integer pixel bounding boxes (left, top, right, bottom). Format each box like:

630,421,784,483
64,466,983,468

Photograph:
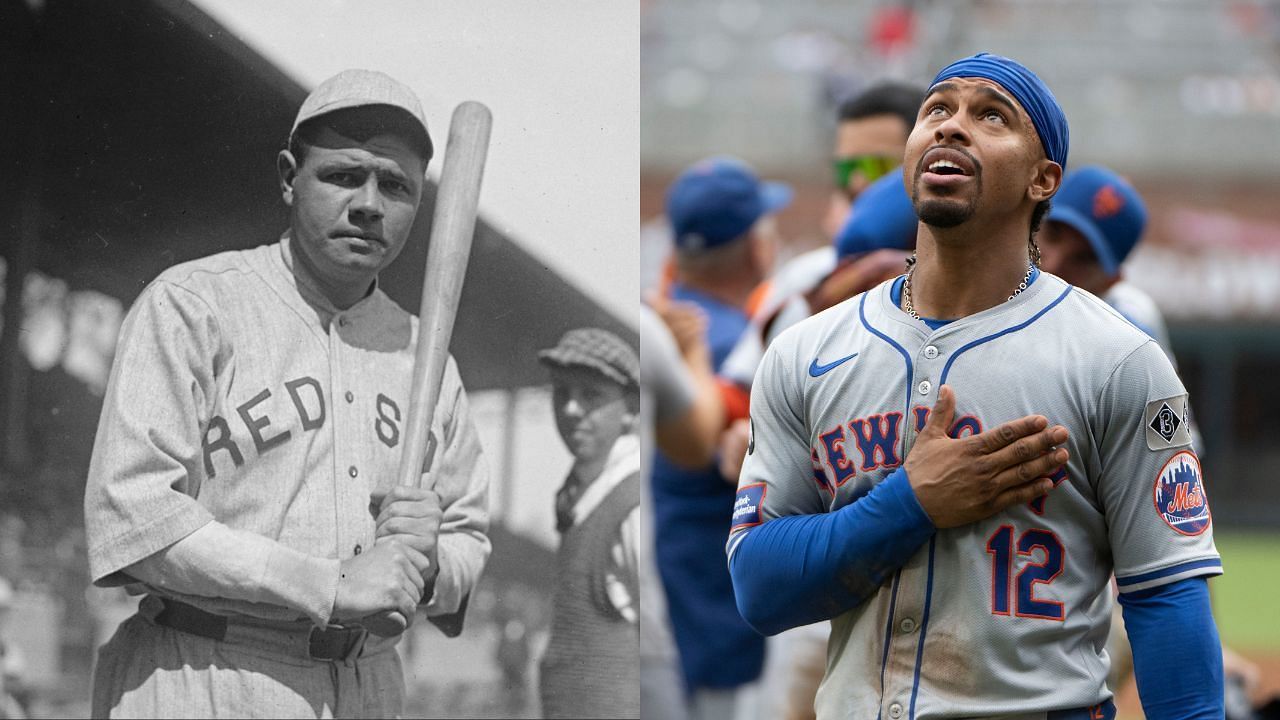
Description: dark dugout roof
1,0,633,392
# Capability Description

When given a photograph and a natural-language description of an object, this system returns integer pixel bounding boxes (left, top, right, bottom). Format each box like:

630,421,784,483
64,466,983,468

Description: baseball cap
834,172,918,259
930,53,1069,171
666,157,792,251
291,69,433,160
538,328,639,388
1046,166,1147,276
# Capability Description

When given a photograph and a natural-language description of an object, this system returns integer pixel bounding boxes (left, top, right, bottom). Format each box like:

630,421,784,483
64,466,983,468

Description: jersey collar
879,265,1060,337
273,233,388,331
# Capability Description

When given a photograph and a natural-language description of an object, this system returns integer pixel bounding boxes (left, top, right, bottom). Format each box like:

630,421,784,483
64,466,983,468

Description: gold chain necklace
901,254,1035,321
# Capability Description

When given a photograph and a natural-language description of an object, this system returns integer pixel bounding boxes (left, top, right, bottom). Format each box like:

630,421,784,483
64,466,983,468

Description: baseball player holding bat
83,69,491,718
728,53,1224,719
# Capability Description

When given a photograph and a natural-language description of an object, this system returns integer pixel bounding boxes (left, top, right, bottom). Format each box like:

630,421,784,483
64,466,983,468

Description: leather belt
153,598,369,663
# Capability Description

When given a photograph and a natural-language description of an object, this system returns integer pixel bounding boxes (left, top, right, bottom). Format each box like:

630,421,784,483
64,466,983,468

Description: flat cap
538,328,639,388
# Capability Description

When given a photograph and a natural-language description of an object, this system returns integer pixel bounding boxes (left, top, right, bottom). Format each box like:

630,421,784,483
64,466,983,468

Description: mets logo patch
731,483,767,532
1152,451,1210,536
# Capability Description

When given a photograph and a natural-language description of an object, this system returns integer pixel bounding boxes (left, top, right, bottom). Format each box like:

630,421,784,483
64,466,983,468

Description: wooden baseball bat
397,100,492,490
370,101,490,638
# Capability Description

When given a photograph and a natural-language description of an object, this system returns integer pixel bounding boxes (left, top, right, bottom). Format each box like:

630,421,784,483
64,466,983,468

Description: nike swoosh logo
808,352,858,377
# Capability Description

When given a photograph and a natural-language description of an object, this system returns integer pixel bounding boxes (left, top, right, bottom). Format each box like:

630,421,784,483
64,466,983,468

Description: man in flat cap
84,69,490,717
536,327,641,719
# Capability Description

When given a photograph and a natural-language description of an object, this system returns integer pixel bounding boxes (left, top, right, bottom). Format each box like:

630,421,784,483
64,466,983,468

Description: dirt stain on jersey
919,602,981,699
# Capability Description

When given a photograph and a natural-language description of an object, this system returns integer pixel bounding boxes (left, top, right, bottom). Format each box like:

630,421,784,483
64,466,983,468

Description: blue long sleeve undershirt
1120,576,1223,719
727,467,935,636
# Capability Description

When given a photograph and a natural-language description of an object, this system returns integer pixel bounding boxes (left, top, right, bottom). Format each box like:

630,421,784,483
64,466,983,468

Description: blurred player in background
653,157,790,720
737,82,925,361
825,82,930,239
1038,165,1170,355
639,299,725,720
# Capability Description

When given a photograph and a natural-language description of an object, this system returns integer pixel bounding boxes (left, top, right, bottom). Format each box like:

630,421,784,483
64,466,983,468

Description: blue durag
931,52,1070,170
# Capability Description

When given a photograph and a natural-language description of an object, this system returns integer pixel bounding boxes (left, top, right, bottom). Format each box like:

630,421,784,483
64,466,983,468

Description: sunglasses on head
834,155,899,191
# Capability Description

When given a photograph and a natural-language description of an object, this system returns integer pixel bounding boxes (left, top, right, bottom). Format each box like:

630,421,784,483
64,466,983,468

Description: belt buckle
309,624,369,663
342,626,369,663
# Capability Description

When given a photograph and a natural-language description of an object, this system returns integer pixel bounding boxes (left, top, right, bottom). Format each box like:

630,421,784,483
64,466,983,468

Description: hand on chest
811,402,1077,515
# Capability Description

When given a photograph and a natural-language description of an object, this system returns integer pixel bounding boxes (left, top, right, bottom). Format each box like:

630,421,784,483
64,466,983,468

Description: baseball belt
948,700,1116,720
152,597,369,663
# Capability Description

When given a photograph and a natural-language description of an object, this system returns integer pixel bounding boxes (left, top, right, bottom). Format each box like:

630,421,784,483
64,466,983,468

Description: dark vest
539,473,640,719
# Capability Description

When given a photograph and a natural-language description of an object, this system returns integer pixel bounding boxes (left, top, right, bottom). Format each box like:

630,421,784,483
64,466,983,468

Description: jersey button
917,380,931,395
889,703,903,719
899,617,916,633
345,391,354,403
337,317,347,327
924,345,939,359
349,466,358,478
353,544,362,555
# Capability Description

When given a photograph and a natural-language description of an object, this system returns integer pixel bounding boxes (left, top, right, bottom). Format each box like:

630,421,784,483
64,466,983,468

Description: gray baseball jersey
85,237,490,625
1103,280,1174,363
732,271,1220,719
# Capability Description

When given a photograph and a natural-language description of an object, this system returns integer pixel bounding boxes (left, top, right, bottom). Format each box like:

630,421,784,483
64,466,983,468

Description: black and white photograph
0,1,638,718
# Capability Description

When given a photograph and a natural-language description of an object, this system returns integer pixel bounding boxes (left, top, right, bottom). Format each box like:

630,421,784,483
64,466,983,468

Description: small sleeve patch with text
731,483,767,532
1143,394,1192,451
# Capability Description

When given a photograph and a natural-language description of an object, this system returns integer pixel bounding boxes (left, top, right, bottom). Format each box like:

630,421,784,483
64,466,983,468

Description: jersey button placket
331,327,362,562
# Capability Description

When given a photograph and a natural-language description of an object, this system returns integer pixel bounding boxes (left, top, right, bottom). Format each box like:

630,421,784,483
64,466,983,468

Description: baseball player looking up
83,69,490,718
535,328,641,719
728,53,1224,719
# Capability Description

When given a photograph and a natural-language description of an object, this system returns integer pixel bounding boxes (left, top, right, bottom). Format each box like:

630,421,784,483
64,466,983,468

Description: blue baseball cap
1046,166,1147,276
931,53,1069,171
834,172,918,259
666,156,792,251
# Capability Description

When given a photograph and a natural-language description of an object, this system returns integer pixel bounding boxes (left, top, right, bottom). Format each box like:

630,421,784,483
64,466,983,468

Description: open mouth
927,160,967,176
920,147,977,179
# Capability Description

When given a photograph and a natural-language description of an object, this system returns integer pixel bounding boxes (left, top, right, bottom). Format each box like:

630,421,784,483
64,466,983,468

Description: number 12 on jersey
986,525,1065,621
